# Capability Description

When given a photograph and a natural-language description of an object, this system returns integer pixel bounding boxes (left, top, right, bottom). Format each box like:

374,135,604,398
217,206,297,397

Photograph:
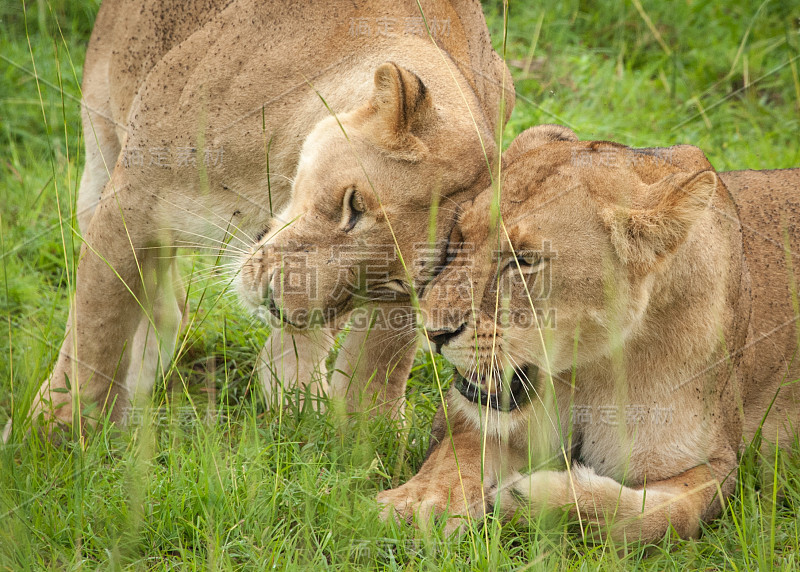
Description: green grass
2,0,800,569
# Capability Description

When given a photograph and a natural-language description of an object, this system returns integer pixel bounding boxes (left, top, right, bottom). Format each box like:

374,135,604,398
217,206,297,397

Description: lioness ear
503,124,578,164
367,62,432,161
602,170,717,271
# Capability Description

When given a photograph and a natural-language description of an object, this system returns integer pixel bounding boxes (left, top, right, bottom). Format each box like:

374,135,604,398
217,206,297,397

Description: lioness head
422,125,719,412
237,62,497,329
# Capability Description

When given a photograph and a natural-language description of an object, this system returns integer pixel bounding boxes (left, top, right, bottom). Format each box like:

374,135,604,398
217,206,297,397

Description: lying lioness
378,125,800,542
21,0,514,432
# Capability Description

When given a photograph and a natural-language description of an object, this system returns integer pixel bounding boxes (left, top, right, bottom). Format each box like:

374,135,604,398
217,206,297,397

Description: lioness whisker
160,192,259,245
160,227,252,252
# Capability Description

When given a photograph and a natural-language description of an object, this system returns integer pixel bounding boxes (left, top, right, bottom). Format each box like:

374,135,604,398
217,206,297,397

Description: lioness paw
377,482,480,535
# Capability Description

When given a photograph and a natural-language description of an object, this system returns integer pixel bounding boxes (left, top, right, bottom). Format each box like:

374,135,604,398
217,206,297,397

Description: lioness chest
562,364,727,484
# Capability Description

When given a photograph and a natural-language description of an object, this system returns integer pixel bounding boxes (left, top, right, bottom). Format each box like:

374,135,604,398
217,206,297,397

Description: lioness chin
378,124,800,543
17,0,514,436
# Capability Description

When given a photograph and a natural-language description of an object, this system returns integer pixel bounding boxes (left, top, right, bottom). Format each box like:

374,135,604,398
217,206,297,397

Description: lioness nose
426,323,466,350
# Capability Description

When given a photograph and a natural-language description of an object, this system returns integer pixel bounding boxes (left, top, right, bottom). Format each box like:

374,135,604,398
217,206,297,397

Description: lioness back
87,0,510,143
721,168,800,442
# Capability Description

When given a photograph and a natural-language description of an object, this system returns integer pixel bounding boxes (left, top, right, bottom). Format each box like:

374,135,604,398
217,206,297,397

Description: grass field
2,0,800,569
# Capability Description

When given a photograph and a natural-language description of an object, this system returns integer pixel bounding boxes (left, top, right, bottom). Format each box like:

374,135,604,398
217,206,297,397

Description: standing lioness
379,125,800,542
20,0,514,432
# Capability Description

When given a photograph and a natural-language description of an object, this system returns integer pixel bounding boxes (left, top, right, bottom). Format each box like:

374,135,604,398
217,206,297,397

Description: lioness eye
508,251,544,272
341,187,364,232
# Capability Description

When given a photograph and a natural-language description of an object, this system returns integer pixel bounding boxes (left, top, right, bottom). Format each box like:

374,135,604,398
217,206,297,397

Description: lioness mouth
267,297,300,328
453,366,537,412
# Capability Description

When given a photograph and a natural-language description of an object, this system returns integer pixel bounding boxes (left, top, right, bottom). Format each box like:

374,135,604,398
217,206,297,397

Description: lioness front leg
330,303,418,419
378,399,523,533
258,326,334,411
32,175,161,429
496,454,738,543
